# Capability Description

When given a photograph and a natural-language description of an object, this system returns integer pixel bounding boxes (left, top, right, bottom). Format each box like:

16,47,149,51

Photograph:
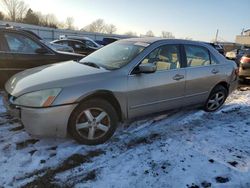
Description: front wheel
204,85,228,112
68,99,119,145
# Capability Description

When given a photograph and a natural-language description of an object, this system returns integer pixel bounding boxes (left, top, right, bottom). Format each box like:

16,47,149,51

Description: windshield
80,41,147,70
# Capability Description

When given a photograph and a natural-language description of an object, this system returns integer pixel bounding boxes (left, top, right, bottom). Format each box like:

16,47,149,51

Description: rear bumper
2,94,77,138
239,66,250,79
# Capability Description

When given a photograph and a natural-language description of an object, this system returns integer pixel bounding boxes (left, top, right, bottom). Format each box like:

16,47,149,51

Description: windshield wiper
81,62,100,69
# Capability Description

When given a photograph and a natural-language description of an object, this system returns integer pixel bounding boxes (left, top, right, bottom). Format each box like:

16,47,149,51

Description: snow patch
0,89,250,187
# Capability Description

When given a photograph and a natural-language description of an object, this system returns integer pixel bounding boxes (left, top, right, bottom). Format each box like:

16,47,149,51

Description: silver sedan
3,38,238,145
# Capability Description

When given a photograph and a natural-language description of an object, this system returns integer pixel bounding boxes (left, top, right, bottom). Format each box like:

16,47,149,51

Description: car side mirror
35,48,49,54
139,63,157,73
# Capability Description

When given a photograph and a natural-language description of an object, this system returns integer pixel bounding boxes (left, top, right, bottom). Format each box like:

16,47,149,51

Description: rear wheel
204,85,228,112
68,99,118,145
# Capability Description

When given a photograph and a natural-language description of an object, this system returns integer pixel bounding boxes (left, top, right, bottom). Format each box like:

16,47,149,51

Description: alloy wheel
207,91,225,111
75,108,111,140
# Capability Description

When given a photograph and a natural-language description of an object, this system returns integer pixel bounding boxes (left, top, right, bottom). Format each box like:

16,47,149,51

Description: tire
68,98,119,145
204,85,228,112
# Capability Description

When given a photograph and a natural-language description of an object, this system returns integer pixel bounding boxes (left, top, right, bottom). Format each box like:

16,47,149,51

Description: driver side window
4,33,42,54
141,45,181,71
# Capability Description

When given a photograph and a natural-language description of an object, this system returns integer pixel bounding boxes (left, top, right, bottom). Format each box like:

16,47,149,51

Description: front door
127,44,186,119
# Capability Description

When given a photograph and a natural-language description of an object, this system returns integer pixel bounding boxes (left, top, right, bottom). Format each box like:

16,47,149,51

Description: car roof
53,39,84,43
103,37,120,40
122,37,210,46
0,27,41,39
65,36,92,40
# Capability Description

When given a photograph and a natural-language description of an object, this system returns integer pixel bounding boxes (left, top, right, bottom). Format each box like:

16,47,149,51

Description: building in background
236,29,250,47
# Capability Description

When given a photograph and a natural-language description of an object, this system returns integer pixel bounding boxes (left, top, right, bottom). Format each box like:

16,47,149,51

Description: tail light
240,56,250,63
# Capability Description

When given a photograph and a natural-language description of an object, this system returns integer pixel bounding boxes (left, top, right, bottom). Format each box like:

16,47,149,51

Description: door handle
173,74,184,81
211,69,219,74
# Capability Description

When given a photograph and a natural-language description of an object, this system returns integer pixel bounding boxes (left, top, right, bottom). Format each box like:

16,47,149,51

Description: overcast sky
2,0,250,42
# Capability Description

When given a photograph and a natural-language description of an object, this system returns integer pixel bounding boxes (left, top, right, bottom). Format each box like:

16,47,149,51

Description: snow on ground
1,88,250,188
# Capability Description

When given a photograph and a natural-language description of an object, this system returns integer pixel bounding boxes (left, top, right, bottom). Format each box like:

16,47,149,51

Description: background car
238,51,250,82
4,38,238,145
59,35,103,49
235,48,250,65
52,39,97,55
0,27,84,88
22,30,75,53
96,37,120,46
226,49,238,60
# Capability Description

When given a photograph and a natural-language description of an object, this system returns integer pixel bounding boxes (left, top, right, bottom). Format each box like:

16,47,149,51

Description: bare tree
161,31,175,39
105,24,117,34
145,30,154,37
0,11,4,20
33,12,59,28
1,0,28,21
42,14,58,28
83,19,106,33
124,31,137,37
65,17,74,30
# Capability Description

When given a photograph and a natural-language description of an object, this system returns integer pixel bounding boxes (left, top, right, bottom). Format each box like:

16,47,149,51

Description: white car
226,49,237,60
59,35,103,49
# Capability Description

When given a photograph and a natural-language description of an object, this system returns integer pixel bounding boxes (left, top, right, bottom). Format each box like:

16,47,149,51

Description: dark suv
0,27,84,88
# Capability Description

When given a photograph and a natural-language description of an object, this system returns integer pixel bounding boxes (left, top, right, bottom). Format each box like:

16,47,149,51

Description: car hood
5,61,109,97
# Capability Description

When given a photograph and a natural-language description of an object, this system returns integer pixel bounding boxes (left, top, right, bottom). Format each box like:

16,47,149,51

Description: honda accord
3,38,238,145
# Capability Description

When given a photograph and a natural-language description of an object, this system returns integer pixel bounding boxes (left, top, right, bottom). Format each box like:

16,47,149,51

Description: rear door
183,44,224,105
127,44,186,118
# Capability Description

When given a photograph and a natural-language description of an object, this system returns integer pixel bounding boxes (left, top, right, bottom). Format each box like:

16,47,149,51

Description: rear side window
71,41,85,50
185,45,210,67
4,33,42,53
56,40,69,46
211,54,220,64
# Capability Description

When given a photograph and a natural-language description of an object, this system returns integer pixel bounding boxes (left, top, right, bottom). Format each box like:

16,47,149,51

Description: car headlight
13,88,62,107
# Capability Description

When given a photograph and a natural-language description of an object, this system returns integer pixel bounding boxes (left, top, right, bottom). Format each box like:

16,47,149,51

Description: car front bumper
3,94,77,138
